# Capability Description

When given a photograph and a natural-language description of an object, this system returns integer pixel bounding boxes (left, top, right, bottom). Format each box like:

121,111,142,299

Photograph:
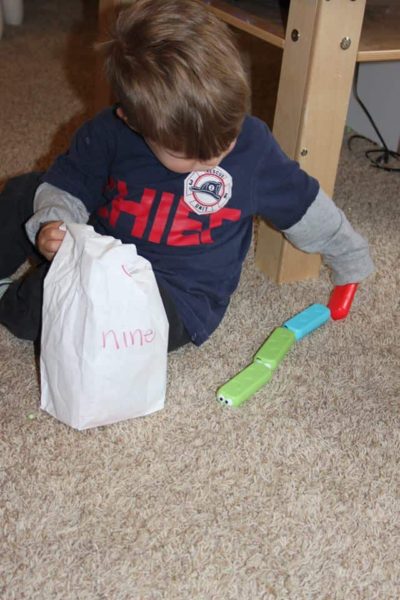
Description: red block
328,283,359,320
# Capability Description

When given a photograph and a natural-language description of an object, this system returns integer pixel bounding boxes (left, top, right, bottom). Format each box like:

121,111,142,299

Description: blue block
283,303,331,340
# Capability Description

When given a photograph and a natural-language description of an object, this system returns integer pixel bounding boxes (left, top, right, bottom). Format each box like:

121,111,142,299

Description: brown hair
99,0,250,160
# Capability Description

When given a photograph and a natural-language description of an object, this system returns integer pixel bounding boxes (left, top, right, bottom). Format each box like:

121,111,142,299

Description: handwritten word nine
102,328,155,350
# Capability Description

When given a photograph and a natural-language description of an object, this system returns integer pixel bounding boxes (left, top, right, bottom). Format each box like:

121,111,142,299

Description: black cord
347,63,400,173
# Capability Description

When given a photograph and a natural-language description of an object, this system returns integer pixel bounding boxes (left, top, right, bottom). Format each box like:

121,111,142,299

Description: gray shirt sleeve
282,188,375,285
25,182,90,244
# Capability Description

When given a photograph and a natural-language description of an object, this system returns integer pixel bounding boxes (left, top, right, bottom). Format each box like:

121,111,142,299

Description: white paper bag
40,223,169,430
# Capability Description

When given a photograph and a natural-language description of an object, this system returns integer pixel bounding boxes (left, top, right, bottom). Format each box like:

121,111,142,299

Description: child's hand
37,221,66,261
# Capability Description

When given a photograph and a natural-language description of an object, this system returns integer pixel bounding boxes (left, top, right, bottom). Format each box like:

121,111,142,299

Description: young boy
0,0,374,351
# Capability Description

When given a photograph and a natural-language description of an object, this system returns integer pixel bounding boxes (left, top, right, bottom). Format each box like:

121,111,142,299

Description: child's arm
282,188,374,285
251,121,373,285
25,109,118,252
25,182,90,247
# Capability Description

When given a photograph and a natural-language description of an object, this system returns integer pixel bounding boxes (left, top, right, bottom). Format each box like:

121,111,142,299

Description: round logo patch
184,167,233,215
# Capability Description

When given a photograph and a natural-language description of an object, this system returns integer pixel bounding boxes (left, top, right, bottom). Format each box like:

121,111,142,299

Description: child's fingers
44,226,66,243
39,220,64,236
37,221,66,260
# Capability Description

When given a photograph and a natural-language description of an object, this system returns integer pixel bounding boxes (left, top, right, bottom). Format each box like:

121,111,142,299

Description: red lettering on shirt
98,182,242,246
167,198,202,246
109,181,156,237
148,192,174,243
200,207,241,244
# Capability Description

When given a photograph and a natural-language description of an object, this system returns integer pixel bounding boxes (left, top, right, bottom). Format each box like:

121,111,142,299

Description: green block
217,362,273,408
254,327,296,370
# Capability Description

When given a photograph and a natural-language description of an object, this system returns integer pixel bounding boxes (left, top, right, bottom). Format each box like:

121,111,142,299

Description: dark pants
0,173,190,351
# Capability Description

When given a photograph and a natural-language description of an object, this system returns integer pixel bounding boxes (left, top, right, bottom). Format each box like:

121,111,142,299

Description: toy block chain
217,284,358,408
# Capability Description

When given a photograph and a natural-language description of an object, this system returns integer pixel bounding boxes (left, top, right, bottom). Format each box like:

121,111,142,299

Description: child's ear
116,106,128,123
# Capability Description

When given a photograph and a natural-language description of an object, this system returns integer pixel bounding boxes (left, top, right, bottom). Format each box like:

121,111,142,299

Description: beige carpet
1,1,399,598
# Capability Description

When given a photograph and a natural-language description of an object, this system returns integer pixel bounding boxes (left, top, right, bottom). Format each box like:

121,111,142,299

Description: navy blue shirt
43,108,319,345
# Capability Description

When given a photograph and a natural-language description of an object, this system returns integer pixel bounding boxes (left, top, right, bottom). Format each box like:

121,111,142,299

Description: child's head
100,0,250,163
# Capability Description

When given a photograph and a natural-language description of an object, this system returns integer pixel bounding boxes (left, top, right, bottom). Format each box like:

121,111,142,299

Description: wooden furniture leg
255,0,367,283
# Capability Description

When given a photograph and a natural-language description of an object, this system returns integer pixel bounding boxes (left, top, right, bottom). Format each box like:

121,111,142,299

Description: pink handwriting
122,264,140,278
121,264,133,278
102,328,156,350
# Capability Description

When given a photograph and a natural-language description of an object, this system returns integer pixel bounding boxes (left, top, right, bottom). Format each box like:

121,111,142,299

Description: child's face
144,139,236,174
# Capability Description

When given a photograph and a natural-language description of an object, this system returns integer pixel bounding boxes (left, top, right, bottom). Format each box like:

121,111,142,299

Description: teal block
217,362,273,408
254,327,296,370
283,303,331,340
